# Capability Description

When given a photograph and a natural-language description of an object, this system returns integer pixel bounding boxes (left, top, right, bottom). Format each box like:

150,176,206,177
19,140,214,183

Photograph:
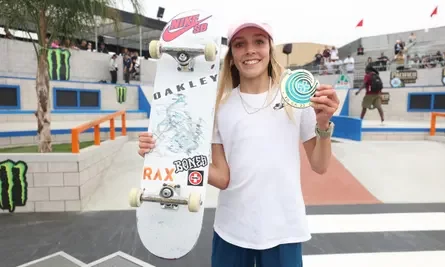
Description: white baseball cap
227,20,274,44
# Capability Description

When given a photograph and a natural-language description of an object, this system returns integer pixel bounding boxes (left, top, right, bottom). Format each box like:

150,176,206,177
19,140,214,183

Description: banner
47,48,71,81
334,73,351,89
390,70,417,88
115,86,127,104
0,160,28,213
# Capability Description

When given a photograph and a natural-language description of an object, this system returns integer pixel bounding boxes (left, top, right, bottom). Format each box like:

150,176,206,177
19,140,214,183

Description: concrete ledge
0,136,128,213
426,135,445,143
0,111,146,122
0,129,140,148
362,132,445,141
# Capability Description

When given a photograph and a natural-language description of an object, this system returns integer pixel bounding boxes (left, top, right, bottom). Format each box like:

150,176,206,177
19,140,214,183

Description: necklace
238,78,279,115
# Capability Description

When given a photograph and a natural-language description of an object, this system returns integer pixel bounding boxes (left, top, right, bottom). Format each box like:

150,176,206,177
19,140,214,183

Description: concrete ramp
332,141,445,203
139,85,154,102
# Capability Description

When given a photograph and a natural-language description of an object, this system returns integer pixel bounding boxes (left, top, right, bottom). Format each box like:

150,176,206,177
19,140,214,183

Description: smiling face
230,27,271,80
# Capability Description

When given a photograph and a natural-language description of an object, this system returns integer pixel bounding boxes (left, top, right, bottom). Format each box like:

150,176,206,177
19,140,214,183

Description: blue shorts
211,231,303,267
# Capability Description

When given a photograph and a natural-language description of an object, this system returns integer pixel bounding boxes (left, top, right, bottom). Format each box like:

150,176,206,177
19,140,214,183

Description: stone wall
0,136,127,213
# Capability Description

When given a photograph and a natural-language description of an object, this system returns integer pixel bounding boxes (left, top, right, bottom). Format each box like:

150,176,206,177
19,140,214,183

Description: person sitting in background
394,51,405,70
330,46,339,61
357,45,364,55
376,52,389,71
343,54,355,73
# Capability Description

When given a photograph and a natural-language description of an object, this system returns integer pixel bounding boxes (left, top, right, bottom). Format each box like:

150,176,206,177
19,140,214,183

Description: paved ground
2,204,445,267
1,140,445,266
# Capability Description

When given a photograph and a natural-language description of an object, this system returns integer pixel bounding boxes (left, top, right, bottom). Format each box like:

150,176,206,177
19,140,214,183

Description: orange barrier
430,112,445,136
71,110,127,153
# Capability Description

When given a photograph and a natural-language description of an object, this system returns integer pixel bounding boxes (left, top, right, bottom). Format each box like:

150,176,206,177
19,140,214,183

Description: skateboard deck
128,9,222,259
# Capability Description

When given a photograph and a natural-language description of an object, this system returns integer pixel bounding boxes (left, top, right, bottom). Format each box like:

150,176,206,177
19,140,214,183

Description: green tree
0,0,142,152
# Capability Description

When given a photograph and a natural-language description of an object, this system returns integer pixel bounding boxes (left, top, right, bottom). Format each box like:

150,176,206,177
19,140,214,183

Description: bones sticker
173,155,208,173
187,170,203,186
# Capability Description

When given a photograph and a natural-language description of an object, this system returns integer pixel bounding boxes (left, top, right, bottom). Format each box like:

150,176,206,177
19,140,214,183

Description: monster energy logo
47,48,71,81
0,160,28,213
115,86,127,104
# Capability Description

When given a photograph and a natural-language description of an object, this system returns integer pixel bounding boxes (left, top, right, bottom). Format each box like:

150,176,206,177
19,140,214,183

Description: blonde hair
214,39,294,121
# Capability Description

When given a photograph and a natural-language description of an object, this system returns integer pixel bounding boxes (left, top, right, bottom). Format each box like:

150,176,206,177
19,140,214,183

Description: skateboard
128,9,221,259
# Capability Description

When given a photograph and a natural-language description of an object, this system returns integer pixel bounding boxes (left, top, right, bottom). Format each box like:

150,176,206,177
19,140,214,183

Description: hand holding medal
277,69,340,128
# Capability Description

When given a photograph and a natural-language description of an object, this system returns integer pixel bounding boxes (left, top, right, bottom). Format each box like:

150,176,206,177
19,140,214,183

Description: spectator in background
357,45,364,55
109,54,118,84
406,55,415,68
394,51,405,70
355,65,385,124
123,54,132,83
435,51,443,66
86,42,94,52
318,57,327,75
343,54,355,73
330,46,339,61
334,58,343,73
325,58,334,74
120,48,129,57
314,50,323,68
412,53,421,67
322,45,331,61
51,39,60,48
366,57,373,68
394,40,404,55
408,32,416,43
97,42,108,53
4,28,14,39
61,39,79,50
79,40,88,50
377,52,389,71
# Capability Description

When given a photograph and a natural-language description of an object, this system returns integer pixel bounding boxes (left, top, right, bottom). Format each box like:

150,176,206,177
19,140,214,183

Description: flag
431,6,438,17
356,19,363,27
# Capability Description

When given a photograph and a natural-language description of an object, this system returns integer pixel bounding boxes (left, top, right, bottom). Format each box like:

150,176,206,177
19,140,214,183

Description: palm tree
0,0,142,152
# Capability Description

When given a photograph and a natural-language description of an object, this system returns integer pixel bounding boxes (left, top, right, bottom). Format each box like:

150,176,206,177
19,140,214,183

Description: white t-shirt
343,57,355,71
212,86,317,250
330,49,339,60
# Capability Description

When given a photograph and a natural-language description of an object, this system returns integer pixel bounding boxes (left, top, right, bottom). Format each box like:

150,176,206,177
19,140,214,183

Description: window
0,85,20,109
53,88,100,109
408,92,445,111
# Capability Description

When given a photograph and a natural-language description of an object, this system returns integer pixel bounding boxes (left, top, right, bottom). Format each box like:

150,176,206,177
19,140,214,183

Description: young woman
138,21,340,267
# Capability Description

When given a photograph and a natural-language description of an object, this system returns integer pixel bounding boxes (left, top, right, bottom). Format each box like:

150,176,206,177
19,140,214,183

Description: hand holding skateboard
138,132,156,157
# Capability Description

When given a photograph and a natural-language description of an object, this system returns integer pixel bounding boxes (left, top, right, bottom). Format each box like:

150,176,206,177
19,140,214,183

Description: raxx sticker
143,167,174,181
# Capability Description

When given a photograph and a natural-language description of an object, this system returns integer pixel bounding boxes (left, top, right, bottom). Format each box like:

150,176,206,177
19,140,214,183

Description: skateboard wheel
149,40,161,59
129,188,142,207
204,42,217,62
188,192,201,212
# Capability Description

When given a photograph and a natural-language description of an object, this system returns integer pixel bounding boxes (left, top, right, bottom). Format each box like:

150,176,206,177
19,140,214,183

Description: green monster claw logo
0,160,28,213
47,48,71,81
115,86,127,104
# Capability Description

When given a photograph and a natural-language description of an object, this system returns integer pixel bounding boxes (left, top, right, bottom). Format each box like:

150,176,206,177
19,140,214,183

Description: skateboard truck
129,185,202,212
149,40,217,72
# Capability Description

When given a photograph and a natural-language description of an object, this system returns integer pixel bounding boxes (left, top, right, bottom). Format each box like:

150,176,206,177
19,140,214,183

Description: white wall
349,86,445,121
0,38,158,84
0,77,140,111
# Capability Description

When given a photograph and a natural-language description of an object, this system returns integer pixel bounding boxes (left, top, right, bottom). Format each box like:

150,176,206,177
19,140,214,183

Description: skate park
1,4,445,267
